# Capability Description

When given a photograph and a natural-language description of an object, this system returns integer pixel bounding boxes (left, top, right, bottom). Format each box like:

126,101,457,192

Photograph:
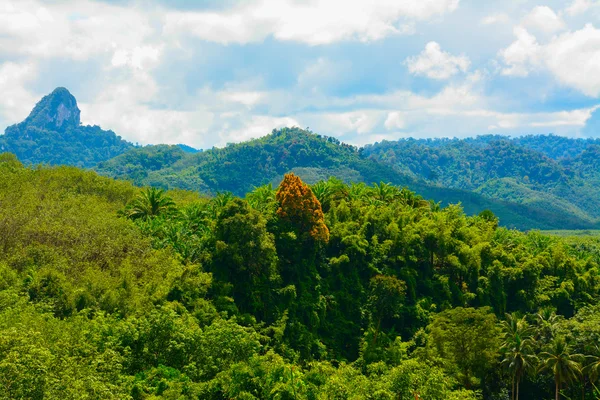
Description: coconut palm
125,187,175,220
538,336,584,400
585,346,600,383
500,313,537,400
535,308,560,343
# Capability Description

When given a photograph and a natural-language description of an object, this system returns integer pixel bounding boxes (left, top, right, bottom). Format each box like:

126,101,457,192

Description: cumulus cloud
500,23,600,97
499,27,541,77
565,0,596,16
0,62,39,123
544,24,600,97
0,0,155,60
1,0,599,148
522,6,565,34
405,42,470,80
163,0,460,45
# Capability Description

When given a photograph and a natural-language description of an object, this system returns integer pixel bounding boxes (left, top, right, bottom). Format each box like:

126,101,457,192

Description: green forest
2,152,600,399
94,128,600,231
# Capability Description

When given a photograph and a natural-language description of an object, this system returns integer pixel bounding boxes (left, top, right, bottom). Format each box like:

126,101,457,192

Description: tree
538,337,584,400
500,313,537,400
427,307,501,388
367,275,406,347
584,346,600,384
276,173,329,243
213,198,279,320
368,181,399,203
246,184,277,214
124,187,175,220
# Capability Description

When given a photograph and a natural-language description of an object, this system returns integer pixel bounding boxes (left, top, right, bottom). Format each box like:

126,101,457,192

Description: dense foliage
0,88,133,168
363,135,600,229
2,154,600,399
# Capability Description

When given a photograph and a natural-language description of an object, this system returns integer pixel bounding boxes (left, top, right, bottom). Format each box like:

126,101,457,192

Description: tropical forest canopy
1,153,600,399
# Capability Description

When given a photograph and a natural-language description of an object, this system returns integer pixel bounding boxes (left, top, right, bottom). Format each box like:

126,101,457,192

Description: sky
1,0,600,149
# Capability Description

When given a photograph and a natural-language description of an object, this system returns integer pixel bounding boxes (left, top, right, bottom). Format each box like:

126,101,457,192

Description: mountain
0,87,133,167
95,128,598,230
362,136,600,227
3,89,600,230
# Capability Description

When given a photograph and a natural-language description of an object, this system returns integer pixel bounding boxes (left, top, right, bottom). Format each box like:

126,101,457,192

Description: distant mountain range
2,87,600,230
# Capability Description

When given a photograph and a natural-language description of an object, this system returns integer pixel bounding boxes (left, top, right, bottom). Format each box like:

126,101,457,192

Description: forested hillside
363,135,600,229
1,153,600,399
95,128,599,231
0,88,133,167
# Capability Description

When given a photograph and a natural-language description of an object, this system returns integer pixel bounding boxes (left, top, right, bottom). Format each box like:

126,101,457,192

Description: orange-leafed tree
276,173,329,243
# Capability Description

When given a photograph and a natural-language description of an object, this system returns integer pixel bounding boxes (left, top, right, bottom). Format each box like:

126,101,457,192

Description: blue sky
1,0,600,148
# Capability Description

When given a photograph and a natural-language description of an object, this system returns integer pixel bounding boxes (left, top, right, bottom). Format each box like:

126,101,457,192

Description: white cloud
163,0,460,45
499,27,541,77
217,115,300,146
522,6,565,35
0,0,156,61
384,112,406,130
0,62,39,124
480,13,510,25
218,91,266,108
111,46,163,70
544,24,600,97
405,42,470,80
79,68,215,147
2,0,599,149
565,0,595,16
499,24,600,97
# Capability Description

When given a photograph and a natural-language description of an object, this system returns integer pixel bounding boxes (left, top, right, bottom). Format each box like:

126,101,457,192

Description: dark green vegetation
2,153,600,399
363,135,600,229
0,88,133,167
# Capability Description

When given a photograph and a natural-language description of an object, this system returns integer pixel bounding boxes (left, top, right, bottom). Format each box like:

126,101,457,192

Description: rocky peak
24,87,81,132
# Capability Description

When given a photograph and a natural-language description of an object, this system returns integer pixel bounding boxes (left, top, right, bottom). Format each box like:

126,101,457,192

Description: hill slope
96,128,598,230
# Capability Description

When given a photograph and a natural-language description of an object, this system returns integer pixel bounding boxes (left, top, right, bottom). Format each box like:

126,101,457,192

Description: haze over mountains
2,87,600,230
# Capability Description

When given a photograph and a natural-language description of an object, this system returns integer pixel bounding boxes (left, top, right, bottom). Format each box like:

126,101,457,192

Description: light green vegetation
1,152,600,399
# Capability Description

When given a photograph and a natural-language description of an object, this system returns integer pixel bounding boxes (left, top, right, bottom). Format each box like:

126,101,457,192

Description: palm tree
538,336,584,400
246,184,276,213
500,313,537,400
209,192,234,218
584,345,600,384
370,181,398,202
125,187,175,220
348,182,368,201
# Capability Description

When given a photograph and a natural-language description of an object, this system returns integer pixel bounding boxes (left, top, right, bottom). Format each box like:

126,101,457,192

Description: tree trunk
512,375,515,400
516,375,520,400
555,379,559,400
372,317,382,347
